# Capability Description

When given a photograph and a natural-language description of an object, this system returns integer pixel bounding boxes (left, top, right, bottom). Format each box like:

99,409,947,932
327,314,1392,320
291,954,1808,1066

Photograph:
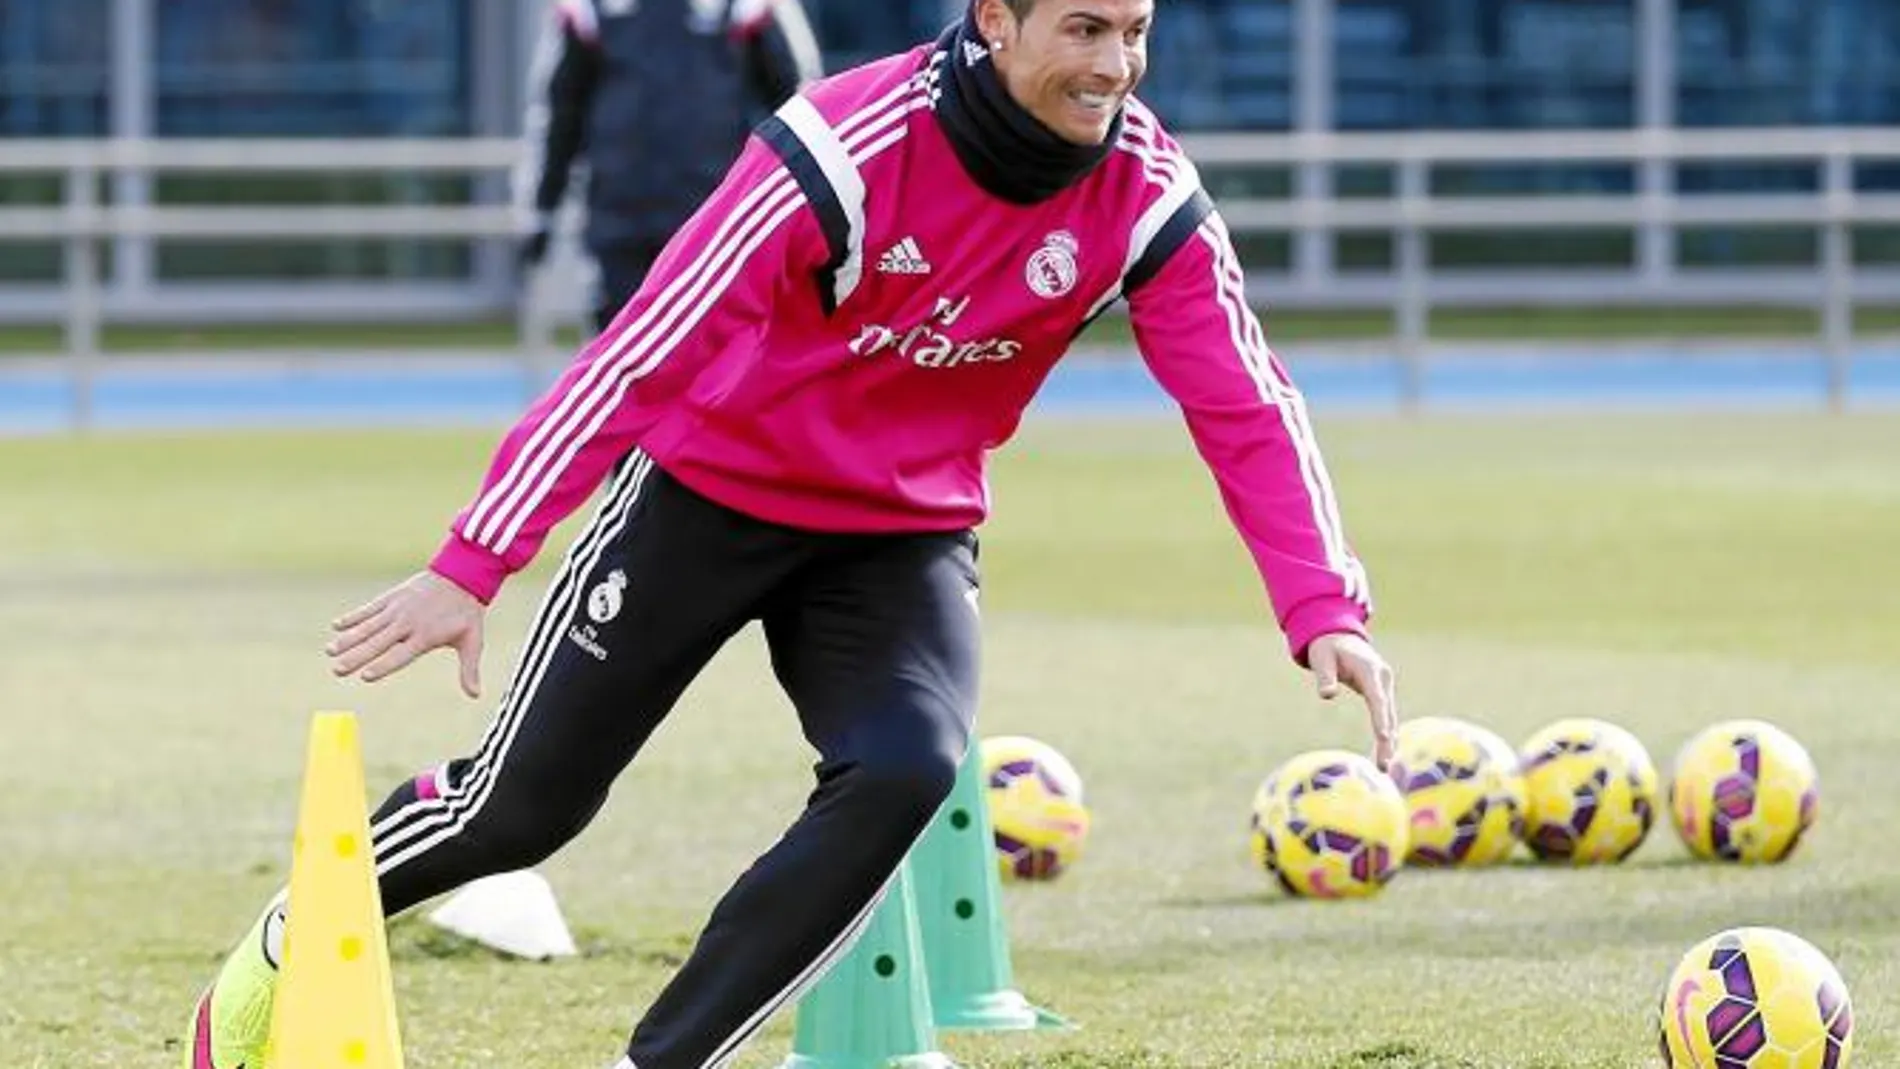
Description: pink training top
432,40,1372,662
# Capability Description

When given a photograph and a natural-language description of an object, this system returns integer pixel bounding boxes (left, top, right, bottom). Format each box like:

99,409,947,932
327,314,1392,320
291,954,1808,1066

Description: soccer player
182,2,1399,1067
517,0,823,334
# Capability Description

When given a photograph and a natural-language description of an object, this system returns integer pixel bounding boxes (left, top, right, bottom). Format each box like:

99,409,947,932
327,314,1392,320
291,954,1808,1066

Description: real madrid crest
587,568,628,624
1025,230,1079,300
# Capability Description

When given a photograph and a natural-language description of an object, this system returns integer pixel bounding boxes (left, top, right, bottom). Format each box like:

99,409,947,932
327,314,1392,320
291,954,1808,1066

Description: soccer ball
1389,716,1527,867
1670,720,1819,864
1250,749,1408,899
982,735,1090,882
1247,766,1287,872
1658,927,1853,1067
1519,718,1659,864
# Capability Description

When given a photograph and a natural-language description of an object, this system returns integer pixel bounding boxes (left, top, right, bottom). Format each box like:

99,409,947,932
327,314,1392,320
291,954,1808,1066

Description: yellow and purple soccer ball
1250,749,1408,899
982,735,1091,882
1519,718,1659,864
1388,716,1527,867
1247,767,1288,872
1658,927,1853,1068
1670,719,1819,864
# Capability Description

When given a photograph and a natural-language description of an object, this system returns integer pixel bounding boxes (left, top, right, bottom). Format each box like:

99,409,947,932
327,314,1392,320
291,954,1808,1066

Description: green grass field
2,413,1896,1068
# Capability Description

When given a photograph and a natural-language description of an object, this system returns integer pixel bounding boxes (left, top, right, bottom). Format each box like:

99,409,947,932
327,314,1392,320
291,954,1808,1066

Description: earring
990,39,1004,51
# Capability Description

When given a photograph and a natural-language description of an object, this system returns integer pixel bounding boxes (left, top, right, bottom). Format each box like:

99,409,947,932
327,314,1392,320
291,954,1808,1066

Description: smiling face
974,0,1153,146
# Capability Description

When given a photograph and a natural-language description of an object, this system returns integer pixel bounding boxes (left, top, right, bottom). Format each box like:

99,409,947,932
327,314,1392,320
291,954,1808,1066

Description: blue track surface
3,346,1898,434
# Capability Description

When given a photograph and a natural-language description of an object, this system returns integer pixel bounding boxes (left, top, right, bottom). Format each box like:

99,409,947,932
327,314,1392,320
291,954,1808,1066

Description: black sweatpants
364,451,980,1069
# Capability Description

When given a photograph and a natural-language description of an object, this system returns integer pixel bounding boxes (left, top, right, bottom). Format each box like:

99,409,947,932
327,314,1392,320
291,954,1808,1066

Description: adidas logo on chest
875,235,931,276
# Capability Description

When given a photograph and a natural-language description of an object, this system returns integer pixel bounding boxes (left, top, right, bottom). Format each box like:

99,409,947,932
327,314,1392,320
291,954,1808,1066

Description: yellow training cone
265,712,405,1069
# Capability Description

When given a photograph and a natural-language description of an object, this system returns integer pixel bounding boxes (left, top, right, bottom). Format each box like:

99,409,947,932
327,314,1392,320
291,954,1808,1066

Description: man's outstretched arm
1127,204,1396,768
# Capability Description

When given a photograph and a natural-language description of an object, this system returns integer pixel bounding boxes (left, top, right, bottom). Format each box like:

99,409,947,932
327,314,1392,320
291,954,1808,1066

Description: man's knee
838,728,964,821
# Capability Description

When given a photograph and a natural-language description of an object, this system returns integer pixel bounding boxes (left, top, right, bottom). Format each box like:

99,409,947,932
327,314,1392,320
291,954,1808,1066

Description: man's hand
1307,632,1400,772
327,570,487,699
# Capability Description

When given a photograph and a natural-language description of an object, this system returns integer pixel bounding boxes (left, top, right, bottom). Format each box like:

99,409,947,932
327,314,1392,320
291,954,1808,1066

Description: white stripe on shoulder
835,71,939,160
1118,99,1186,175
1084,150,1201,320
1126,154,1202,274
836,55,943,139
836,76,919,140
1122,95,1163,135
777,95,870,306
842,72,933,163
1084,108,1204,320
1116,119,1183,187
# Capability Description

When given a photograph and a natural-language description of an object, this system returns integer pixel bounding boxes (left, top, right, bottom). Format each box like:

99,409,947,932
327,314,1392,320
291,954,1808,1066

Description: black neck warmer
930,19,1123,205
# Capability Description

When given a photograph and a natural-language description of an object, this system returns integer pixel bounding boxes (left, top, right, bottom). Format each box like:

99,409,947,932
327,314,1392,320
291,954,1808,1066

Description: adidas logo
961,39,990,67
876,236,932,276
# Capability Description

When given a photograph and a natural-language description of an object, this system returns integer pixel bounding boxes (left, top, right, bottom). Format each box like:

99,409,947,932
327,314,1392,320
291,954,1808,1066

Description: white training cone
427,869,580,960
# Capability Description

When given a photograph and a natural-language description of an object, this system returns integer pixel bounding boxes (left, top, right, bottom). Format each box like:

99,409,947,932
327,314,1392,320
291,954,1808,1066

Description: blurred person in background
517,0,822,333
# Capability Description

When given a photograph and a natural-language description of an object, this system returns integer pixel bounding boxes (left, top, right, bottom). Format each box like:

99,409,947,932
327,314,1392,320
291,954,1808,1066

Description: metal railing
4,127,1898,424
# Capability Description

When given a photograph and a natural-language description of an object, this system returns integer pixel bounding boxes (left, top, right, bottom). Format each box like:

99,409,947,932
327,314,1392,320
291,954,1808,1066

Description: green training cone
910,746,1073,1032
779,862,958,1069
